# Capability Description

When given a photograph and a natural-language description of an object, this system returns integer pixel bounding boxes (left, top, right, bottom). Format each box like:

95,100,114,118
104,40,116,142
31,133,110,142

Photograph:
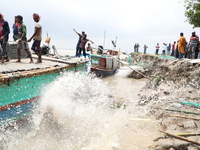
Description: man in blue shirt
13,16,19,41
167,43,171,55
73,29,85,57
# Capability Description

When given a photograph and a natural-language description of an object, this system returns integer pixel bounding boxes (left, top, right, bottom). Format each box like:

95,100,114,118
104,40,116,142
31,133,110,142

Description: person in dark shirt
0,13,10,63
73,29,85,57
16,15,33,63
78,34,93,59
13,16,19,41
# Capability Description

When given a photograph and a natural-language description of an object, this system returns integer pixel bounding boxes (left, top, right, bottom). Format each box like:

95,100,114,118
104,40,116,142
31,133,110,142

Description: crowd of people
134,43,148,55
0,13,42,64
0,12,94,64
2,12,199,64
156,32,199,59
134,32,200,59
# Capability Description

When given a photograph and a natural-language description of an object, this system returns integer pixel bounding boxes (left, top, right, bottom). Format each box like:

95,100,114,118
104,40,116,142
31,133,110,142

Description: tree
184,0,200,28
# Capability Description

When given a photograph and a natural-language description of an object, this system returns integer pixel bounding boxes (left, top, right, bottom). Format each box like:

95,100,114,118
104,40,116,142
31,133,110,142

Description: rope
52,45,61,59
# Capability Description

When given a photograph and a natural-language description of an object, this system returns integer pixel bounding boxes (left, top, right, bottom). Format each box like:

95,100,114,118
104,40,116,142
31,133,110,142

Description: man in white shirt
155,43,160,55
162,43,167,55
28,13,42,63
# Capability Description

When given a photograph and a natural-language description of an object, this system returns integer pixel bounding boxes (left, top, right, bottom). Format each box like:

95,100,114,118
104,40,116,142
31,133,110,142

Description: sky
2,0,199,54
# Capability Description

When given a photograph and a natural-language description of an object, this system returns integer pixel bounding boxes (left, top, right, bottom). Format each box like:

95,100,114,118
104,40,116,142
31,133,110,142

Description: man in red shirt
188,31,199,59
171,41,176,56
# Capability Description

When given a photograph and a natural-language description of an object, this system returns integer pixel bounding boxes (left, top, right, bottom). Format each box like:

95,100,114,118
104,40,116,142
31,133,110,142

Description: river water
0,67,159,150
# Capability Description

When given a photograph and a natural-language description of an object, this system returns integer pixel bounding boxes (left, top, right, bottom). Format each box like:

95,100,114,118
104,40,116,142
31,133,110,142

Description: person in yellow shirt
178,32,186,59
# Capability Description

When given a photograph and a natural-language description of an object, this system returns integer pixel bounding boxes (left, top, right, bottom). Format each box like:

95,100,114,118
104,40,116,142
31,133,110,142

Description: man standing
0,13,10,63
73,29,85,57
16,15,33,63
155,43,160,55
136,43,140,53
162,43,167,55
189,31,199,59
28,13,42,63
13,16,19,41
171,41,176,56
167,43,171,55
134,43,137,53
178,32,187,59
143,44,148,54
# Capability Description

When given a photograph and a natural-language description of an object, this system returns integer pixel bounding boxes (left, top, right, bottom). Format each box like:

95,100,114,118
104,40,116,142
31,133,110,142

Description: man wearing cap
188,31,199,59
16,15,33,63
0,13,10,63
28,13,42,63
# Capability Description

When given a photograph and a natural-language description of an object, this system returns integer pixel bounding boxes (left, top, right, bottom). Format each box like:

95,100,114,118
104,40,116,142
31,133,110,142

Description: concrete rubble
0,42,27,59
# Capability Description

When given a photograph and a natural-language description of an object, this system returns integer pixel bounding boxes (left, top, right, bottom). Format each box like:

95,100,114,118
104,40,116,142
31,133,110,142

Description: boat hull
0,61,88,127
90,67,118,77
90,54,119,77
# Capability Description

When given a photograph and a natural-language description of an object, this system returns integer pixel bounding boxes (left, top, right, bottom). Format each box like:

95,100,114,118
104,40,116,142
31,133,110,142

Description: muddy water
0,68,159,150
102,67,145,100
101,67,160,150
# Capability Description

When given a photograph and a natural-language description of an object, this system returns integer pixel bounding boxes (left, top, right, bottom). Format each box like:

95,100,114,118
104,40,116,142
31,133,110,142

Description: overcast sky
2,0,199,54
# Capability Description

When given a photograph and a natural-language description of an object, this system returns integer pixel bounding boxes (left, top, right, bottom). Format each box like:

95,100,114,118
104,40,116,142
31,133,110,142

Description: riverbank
129,53,200,149
1,51,200,149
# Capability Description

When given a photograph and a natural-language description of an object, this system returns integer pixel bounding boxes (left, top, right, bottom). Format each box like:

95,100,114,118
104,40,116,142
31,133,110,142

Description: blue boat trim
0,96,39,112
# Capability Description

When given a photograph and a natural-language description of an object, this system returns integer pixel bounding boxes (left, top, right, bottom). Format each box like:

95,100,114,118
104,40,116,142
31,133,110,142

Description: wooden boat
90,50,119,77
0,54,89,127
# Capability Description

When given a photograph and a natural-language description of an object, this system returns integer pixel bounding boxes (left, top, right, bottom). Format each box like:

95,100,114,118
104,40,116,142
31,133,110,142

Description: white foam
2,72,128,150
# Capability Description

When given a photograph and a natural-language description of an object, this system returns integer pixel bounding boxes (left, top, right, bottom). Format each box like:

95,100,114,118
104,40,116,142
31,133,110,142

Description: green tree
184,0,200,28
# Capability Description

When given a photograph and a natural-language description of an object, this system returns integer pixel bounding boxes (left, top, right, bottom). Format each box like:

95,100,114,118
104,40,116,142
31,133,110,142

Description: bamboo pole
168,114,200,120
159,130,200,146
113,57,153,81
173,133,200,136
165,109,200,115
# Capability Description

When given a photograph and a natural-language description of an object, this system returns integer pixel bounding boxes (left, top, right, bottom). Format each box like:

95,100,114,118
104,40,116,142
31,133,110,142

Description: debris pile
130,53,200,149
